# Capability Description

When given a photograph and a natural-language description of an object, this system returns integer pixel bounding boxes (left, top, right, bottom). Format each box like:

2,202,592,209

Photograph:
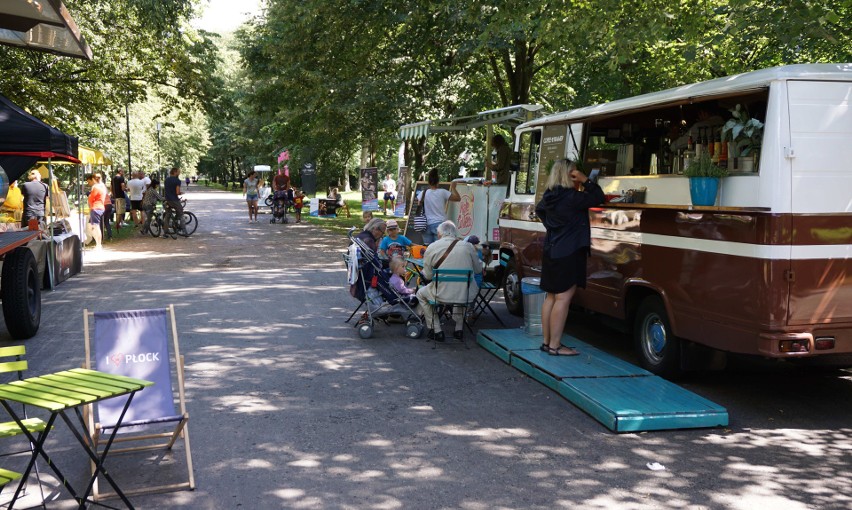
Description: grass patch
301,191,407,235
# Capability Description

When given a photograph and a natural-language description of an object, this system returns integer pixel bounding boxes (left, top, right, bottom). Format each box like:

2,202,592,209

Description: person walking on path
243,170,262,223
84,172,107,249
111,168,128,230
535,159,604,356
415,169,460,245
19,169,48,228
382,174,396,215
127,171,147,227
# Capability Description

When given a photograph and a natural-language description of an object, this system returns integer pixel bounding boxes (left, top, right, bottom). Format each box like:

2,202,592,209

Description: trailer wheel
502,257,523,317
634,295,680,377
1,247,41,339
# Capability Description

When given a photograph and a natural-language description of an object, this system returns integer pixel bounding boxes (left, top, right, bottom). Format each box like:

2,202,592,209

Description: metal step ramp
477,329,729,433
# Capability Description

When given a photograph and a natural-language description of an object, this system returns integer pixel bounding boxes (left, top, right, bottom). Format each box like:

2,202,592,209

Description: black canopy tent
0,93,80,182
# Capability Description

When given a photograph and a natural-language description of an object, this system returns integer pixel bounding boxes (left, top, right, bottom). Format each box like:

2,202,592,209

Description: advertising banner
360,167,379,212
94,309,174,433
301,161,317,196
393,167,409,217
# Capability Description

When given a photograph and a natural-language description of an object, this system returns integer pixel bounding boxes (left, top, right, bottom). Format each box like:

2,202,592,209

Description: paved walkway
1,187,850,509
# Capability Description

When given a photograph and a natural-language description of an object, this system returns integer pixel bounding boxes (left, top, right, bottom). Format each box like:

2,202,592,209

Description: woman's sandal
545,345,580,357
540,343,549,352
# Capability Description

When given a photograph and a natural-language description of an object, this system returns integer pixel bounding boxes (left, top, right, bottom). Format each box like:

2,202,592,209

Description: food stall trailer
0,93,81,339
398,104,546,257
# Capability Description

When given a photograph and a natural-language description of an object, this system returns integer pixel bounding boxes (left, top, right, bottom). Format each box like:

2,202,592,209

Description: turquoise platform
477,329,729,433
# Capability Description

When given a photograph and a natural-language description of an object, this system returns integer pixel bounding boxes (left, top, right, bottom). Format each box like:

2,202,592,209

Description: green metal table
0,368,153,509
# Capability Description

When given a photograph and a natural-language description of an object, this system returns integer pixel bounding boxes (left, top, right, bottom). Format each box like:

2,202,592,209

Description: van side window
515,130,541,195
582,91,768,176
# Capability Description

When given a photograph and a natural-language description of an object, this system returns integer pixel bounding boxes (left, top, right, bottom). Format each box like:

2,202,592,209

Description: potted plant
721,104,764,172
684,150,727,206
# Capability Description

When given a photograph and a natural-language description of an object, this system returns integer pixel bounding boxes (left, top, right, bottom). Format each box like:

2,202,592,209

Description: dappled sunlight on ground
15,187,851,509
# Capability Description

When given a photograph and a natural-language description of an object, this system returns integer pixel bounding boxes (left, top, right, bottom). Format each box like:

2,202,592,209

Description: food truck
500,63,852,376
399,104,546,264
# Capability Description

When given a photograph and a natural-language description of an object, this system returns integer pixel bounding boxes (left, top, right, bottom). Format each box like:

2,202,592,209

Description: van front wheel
502,257,523,317
634,296,680,377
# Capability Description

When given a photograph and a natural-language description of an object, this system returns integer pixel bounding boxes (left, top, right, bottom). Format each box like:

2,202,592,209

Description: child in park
362,210,373,223
293,189,306,223
388,257,416,302
378,219,412,259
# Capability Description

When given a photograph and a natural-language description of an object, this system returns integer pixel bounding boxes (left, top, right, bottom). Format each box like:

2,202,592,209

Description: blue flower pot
689,177,719,206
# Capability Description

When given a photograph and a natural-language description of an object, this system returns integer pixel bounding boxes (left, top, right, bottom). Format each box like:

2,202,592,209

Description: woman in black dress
535,159,604,356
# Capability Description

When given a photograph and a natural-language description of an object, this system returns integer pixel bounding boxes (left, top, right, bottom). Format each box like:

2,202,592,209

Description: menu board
535,124,569,204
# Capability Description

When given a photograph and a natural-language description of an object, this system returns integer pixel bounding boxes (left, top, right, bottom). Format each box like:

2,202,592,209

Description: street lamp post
156,122,161,173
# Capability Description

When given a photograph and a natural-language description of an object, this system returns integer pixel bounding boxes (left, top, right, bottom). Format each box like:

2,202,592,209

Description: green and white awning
399,104,545,140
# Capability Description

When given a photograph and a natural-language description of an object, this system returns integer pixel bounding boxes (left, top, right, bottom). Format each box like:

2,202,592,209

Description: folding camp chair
0,346,46,507
426,268,476,348
83,305,195,501
469,265,505,326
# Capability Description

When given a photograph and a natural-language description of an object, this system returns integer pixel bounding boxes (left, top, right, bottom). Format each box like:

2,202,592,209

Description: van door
786,80,852,326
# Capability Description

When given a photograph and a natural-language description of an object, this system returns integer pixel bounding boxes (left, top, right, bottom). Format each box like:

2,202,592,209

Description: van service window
581,91,768,177
515,130,541,195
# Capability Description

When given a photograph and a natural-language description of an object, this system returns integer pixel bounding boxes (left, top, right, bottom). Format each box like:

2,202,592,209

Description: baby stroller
346,228,424,339
269,189,292,224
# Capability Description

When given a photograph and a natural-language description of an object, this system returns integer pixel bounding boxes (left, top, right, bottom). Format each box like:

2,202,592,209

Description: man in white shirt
127,171,147,227
382,174,396,215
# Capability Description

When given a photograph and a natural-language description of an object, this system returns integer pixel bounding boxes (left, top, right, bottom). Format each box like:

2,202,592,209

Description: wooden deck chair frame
83,305,195,500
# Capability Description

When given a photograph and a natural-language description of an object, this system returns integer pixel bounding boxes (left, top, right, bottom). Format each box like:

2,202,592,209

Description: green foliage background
1,0,850,191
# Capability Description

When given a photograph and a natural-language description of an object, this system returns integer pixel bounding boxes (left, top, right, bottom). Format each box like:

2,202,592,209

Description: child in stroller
346,228,424,339
269,188,293,224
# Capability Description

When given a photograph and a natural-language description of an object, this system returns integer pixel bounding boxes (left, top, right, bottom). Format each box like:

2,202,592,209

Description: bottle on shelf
695,128,703,156
718,128,728,169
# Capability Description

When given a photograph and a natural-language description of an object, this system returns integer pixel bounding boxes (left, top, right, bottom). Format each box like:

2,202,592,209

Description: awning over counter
77,146,112,166
399,104,545,140
0,0,92,60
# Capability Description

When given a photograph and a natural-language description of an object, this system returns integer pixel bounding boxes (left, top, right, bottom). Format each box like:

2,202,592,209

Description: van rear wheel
502,257,523,317
634,296,680,378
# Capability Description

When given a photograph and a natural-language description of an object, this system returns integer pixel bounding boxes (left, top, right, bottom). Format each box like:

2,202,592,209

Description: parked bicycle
142,200,197,238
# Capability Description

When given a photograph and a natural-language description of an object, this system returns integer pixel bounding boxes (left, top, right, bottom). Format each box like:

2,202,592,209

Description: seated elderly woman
355,218,387,253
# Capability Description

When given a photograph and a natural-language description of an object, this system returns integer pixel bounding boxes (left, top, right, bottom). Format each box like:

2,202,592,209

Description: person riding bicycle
164,167,186,235
141,178,163,235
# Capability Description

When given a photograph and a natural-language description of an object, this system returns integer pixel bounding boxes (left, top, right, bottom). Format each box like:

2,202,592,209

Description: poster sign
393,167,409,217
535,124,569,204
455,188,475,237
360,167,379,212
309,198,320,217
301,161,317,196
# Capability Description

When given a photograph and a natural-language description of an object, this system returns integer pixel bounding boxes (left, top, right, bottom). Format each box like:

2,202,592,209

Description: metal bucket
521,277,545,336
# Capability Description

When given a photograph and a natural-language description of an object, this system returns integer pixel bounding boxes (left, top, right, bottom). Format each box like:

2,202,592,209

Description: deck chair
83,305,195,501
0,346,46,507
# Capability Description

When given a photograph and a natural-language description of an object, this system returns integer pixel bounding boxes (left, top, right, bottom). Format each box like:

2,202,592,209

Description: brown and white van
500,63,852,376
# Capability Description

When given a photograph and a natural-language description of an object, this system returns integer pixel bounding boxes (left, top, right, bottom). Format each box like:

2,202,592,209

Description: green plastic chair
0,345,47,505
427,268,476,346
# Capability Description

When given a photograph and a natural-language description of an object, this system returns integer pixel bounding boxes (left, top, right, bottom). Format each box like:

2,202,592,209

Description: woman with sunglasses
535,159,604,356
